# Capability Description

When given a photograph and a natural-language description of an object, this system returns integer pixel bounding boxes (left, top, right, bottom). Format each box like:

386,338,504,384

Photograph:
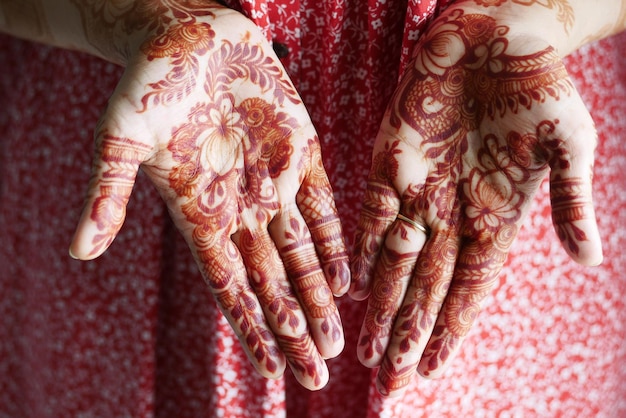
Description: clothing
1,1,625,417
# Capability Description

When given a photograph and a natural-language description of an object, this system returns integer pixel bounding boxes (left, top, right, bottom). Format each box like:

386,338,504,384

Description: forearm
0,1,103,58
0,0,224,65
462,0,626,56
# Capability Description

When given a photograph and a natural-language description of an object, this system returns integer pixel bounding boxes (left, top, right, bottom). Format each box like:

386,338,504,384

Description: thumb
70,132,152,260
547,117,602,266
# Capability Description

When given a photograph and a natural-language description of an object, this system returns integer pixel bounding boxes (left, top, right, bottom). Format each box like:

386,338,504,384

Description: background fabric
0,1,625,417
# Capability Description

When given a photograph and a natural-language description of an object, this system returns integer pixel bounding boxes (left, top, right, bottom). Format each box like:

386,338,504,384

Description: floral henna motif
365,8,595,384
139,19,216,110
75,1,330,377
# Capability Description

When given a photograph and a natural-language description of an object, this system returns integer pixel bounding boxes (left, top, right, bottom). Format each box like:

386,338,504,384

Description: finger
544,113,602,266
198,237,289,380
296,138,350,297
350,144,402,300
356,218,428,368
374,231,458,396
233,228,329,390
270,206,344,360
416,226,514,379
69,133,151,260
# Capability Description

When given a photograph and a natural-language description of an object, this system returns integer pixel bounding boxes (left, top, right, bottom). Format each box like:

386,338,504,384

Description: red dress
1,1,625,416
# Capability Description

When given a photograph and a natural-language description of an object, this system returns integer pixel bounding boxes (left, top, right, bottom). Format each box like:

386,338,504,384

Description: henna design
88,134,152,257
237,229,301,331
278,215,342,342
277,334,326,387
204,40,300,106
351,141,403,294
550,176,590,254
392,11,575,232
297,138,350,290
361,8,596,387
359,244,419,360
378,357,416,395
210,252,283,374
374,234,458,392
139,19,216,110
73,1,335,380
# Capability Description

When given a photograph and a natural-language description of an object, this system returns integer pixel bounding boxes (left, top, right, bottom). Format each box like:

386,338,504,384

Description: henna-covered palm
68,2,349,390
351,3,603,396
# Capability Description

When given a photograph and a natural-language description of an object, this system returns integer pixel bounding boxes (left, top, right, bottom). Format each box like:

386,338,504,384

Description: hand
350,2,604,396
68,3,349,390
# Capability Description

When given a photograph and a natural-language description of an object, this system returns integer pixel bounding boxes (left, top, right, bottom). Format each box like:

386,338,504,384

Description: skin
350,0,626,397
2,0,626,396
0,0,350,390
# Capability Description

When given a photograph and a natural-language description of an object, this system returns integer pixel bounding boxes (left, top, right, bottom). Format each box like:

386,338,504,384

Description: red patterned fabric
1,1,625,417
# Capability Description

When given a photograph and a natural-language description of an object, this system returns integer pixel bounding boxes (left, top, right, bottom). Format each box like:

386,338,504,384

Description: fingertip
416,361,447,380
316,320,345,360
567,237,603,267
321,336,345,360
304,362,330,391
356,337,383,368
348,256,373,300
69,198,123,260
348,285,370,301
554,217,603,267
286,354,330,391
68,246,80,260
69,216,106,261
253,354,288,381
68,236,107,261
328,260,351,297
357,349,382,369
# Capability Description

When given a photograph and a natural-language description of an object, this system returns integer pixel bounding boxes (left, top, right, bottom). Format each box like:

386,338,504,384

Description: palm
70,6,349,390
351,6,602,396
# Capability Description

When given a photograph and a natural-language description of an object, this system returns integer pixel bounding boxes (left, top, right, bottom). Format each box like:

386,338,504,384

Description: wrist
464,0,626,57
